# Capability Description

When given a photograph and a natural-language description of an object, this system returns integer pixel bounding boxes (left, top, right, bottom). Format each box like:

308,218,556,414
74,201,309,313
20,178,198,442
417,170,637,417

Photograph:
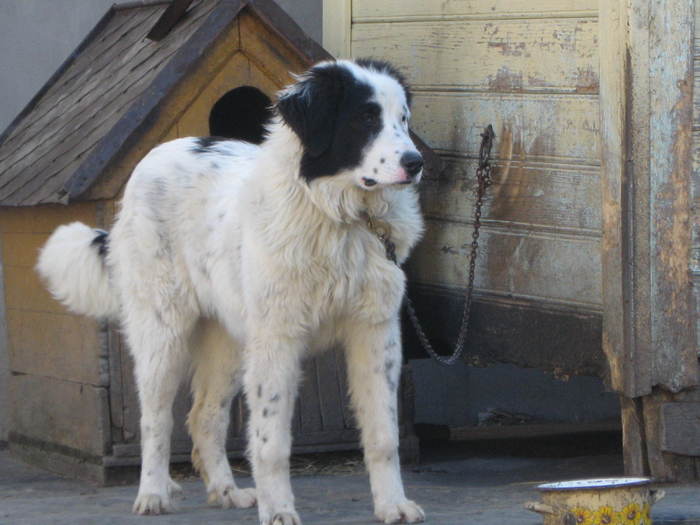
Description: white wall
0,0,321,444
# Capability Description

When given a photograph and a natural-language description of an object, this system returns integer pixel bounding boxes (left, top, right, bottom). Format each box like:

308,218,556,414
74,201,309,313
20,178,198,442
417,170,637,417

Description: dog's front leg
244,331,303,525
345,319,425,524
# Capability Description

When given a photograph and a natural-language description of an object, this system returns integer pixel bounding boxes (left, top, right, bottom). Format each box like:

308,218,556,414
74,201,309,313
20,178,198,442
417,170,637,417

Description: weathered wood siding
350,0,601,313
693,1,700,359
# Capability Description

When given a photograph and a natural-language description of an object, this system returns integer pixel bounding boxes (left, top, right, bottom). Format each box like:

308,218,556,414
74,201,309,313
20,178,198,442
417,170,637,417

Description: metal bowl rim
537,477,652,491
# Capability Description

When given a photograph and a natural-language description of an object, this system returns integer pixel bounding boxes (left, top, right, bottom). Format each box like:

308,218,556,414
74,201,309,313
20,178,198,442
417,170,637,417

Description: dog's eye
401,115,407,124
363,110,379,126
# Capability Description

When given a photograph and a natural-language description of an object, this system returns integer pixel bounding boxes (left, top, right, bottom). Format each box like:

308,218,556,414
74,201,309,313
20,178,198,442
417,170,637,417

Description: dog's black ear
276,67,344,157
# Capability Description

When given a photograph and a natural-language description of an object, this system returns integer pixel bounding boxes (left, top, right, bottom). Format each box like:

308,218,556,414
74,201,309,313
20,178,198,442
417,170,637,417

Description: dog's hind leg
344,319,425,524
127,307,194,515
244,330,304,525
187,320,256,509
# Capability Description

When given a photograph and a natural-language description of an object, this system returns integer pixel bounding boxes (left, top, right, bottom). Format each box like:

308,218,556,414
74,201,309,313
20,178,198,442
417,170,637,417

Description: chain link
368,125,495,366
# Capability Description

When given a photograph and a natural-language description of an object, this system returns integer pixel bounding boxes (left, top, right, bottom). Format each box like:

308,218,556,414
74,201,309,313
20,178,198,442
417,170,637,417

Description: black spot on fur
276,62,383,182
191,136,228,154
262,408,268,417
380,158,385,163
91,229,108,257
262,436,268,443
355,58,412,106
257,384,262,398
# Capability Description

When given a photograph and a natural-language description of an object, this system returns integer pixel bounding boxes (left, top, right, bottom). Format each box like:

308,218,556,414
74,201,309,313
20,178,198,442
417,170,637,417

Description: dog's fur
37,59,425,524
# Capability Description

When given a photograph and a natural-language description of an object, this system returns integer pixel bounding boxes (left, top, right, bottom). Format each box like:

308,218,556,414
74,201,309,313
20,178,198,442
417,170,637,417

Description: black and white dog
37,59,425,524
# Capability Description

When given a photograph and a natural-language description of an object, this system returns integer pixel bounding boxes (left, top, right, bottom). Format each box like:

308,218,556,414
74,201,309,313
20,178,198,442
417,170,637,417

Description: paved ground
1,447,698,524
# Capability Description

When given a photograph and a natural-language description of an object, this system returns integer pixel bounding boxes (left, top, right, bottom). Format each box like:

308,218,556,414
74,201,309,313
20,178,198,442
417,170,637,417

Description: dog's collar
361,212,397,263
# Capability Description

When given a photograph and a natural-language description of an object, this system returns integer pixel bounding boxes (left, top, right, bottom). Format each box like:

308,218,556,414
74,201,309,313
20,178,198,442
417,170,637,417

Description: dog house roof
0,0,437,207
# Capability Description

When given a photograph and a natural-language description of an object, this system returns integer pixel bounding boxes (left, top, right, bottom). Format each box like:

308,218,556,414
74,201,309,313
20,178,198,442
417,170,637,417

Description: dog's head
276,59,423,189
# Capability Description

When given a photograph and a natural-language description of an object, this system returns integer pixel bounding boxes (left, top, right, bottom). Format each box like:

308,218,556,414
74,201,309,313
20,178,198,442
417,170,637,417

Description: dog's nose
400,151,424,177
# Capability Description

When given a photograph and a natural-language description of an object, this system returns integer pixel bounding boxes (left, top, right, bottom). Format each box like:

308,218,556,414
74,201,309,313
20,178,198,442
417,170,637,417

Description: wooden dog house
0,0,438,483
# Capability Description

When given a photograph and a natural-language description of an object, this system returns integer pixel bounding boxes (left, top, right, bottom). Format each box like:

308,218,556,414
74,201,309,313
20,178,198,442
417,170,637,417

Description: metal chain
367,125,495,366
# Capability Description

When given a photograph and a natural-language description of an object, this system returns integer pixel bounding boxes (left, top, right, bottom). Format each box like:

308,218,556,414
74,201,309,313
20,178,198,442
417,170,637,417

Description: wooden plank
9,373,110,456
335,349,356,430
6,310,102,386
176,52,254,137
108,326,126,442
352,18,598,94
315,349,346,431
693,57,700,127
598,0,638,396
119,337,140,444
1,233,48,268
646,0,697,392
239,10,309,87
0,202,96,234
323,0,351,58
409,220,602,309
422,157,601,233
660,402,700,456
353,0,598,20
620,396,647,476
404,284,605,376
298,358,324,433
9,438,106,484
4,266,71,315
411,93,600,164
449,420,620,441
600,0,698,397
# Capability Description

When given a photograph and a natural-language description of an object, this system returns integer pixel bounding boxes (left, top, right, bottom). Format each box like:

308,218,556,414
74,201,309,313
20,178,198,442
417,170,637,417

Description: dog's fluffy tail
36,222,119,319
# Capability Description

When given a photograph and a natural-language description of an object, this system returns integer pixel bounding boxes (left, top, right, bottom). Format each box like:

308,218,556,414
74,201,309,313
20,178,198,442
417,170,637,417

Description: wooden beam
322,0,351,58
598,0,637,397
599,0,699,482
147,0,195,41
646,0,697,393
599,0,698,397
449,421,621,442
620,396,647,476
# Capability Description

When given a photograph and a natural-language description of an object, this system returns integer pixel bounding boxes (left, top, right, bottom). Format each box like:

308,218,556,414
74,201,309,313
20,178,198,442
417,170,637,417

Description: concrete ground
1,446,699,525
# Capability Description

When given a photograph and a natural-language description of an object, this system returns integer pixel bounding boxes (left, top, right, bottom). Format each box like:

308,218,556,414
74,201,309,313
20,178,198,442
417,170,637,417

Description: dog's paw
375,500,425,524
207,485,257,509
265,511,302,525
132,493,175,515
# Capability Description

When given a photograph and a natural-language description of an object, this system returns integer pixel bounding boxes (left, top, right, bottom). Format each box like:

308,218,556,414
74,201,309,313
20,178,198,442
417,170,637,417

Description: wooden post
599,0,700,481
322,0,351,58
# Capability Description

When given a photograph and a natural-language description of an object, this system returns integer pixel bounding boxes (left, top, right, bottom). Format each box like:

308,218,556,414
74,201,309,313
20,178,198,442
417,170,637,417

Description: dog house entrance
209,86,272,144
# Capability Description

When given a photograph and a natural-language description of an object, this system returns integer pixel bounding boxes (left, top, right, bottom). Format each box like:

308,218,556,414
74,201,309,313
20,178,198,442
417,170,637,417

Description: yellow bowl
525,478,665,525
